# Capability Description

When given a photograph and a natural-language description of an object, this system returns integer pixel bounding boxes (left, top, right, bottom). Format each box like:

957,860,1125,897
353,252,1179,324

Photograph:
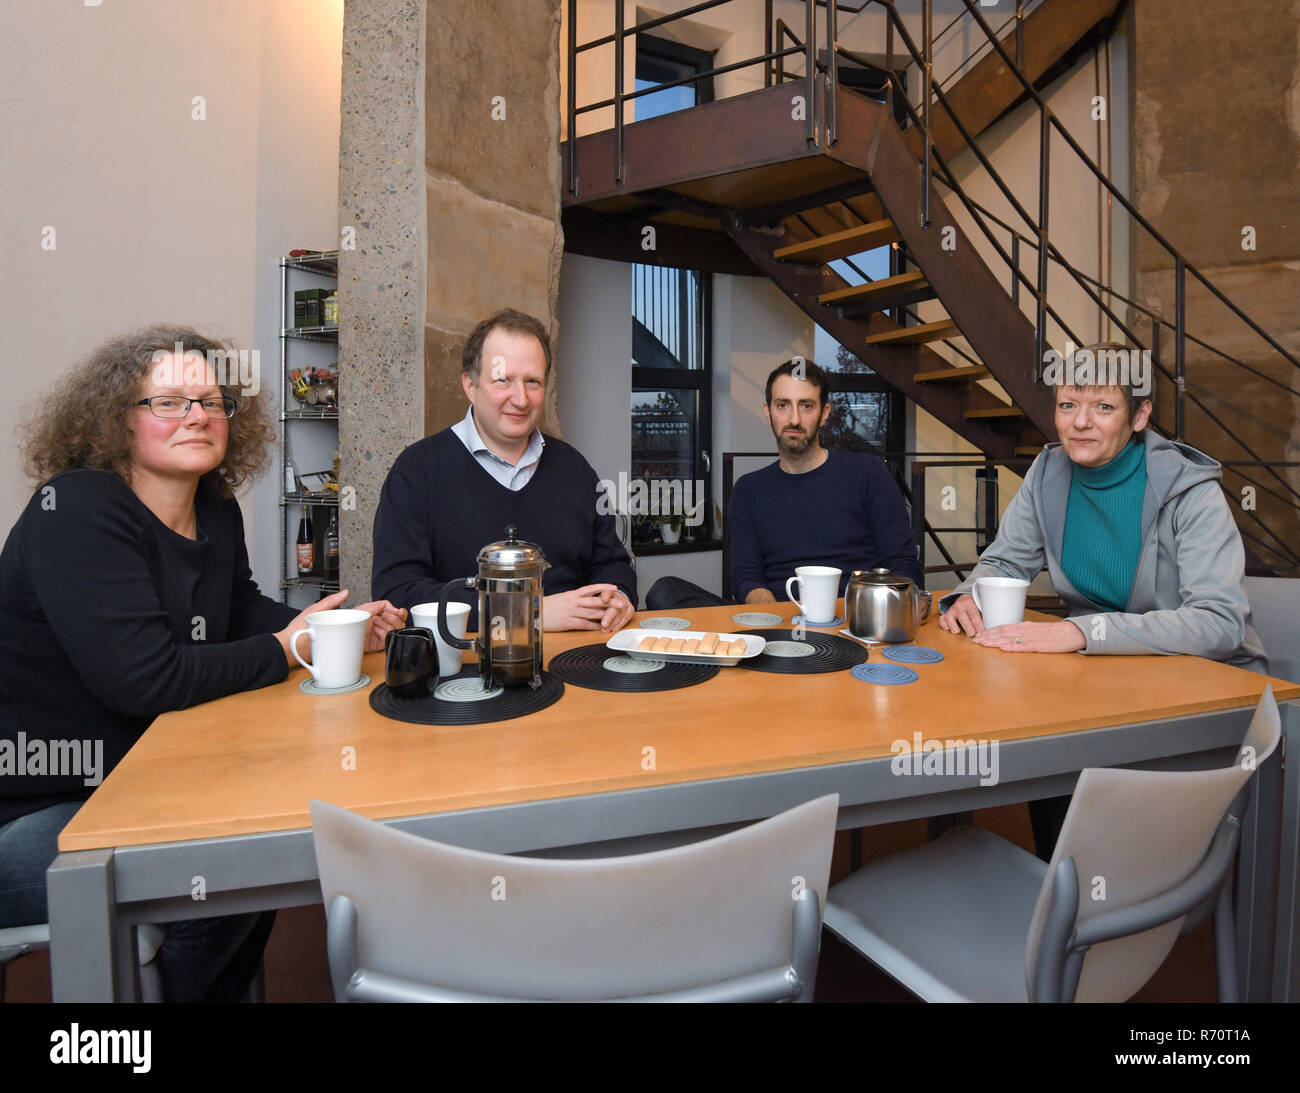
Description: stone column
423,0,565,438
337,0,564,601
1131,0,1300,569
337,0,427,601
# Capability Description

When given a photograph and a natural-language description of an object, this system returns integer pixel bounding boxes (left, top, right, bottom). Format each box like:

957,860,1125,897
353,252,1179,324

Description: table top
57,601,1299,852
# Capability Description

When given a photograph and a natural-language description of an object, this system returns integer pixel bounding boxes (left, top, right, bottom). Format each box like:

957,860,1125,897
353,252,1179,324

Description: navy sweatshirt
728,449,923,601
371,429,636,625
0,470,296,826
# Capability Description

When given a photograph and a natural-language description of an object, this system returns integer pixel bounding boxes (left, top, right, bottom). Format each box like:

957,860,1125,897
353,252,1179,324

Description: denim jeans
1,800,274,1001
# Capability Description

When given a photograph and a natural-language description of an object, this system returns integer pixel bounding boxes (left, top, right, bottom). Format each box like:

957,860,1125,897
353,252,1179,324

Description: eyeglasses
135,395,238,419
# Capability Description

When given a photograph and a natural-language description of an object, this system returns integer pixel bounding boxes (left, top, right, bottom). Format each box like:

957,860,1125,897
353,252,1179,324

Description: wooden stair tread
914,364,990,383
773,218,900,264
818,269,928,306
1015,445,1044,456
865,319,959,346
964,406,1026,420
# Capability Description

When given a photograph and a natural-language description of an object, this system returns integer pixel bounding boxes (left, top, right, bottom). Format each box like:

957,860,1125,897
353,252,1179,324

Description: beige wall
1,0,344,597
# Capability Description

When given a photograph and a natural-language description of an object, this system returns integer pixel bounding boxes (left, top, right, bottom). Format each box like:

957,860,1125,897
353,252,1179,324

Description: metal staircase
561,0,1300,575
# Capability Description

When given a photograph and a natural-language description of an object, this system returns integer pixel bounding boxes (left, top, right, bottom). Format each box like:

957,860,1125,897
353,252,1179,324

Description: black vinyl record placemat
734,629,868,675
547,645,719,693
369,668,564,725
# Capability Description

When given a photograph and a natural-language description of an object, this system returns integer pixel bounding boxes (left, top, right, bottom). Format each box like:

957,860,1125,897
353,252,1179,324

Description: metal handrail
861,0,1299,388
567,0,814,192
945,0,1300,374
936,1,1035,91
851,0,1300,557
934,187,1299,400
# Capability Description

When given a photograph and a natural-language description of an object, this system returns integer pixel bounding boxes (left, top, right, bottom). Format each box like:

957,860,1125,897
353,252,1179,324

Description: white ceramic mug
411,601,472,677
972,577,1030,629
291,608,370,689
785,566,842,625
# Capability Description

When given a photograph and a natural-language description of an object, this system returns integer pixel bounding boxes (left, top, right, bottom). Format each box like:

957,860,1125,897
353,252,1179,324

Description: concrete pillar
423,0,564,437
337,0,563,600
337,0,427,602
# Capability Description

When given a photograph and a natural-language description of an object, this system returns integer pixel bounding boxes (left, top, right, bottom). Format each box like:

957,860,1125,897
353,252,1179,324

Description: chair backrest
1024,686,1281,1002
311,794,838,1001
1244,576,1300,684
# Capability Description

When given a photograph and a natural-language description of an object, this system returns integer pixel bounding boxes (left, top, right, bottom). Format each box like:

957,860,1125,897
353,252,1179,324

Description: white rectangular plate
606,629,767,667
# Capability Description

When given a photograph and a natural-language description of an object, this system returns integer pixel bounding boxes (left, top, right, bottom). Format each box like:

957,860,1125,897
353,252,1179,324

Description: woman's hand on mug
355,600,407,652
938,593,983,637
275,590,350,666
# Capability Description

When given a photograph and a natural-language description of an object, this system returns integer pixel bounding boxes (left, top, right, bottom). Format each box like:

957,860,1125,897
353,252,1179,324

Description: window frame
635,34,716,108
631,268,715,553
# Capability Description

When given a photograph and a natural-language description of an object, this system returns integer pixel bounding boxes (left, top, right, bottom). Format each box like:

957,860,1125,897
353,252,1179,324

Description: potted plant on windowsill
658,500,702,546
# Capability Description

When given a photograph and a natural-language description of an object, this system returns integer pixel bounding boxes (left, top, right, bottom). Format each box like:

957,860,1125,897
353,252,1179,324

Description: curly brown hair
22,325,275,496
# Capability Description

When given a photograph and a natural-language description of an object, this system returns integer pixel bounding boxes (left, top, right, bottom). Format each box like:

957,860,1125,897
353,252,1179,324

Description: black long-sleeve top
0,470,297,825
371,429,637,627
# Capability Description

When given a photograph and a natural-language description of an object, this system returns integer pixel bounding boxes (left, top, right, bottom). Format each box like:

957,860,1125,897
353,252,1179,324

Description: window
634,35,714,121
629,34,716,552
632,265,713,549
816,245,905,456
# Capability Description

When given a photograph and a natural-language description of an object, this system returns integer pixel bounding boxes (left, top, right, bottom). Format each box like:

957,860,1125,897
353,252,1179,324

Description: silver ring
1015,635,1022,644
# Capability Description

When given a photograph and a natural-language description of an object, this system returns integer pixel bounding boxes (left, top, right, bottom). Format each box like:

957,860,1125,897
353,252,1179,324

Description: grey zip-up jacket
938,429,1268,673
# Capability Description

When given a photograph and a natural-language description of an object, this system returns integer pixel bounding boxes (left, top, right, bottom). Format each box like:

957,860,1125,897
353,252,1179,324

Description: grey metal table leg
926,811,974,840
1272,700,1300,1001
1235,716,1283,1002
47,848,136,1002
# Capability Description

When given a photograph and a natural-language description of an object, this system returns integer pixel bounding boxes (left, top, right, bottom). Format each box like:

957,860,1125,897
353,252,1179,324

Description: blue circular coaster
881,645,945,665
793,615,844,628
851,662,918,685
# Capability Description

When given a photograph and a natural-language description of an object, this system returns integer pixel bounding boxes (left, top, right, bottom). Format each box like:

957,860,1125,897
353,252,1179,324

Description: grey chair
823,687,1281,1002
0,922,167,1002
310,794,839,1002
1244,576,1300,684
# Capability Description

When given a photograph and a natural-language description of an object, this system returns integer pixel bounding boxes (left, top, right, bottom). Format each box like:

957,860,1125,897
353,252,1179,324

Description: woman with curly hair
0,325,405,1001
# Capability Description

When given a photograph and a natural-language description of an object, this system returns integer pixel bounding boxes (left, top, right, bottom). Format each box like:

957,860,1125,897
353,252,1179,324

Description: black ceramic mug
384,627,436,698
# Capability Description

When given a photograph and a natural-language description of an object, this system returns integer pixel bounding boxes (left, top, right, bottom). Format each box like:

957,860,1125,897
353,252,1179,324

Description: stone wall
1132,0,1300,570
424,0,564,436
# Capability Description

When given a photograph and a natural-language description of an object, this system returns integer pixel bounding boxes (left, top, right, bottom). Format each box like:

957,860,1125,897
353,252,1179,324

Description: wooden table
47,603,1300,1000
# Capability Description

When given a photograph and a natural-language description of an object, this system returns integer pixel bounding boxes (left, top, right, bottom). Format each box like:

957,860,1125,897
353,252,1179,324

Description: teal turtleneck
1060,436,1147,612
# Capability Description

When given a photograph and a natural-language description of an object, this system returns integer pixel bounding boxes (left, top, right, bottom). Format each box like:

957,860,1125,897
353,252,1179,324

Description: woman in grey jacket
939,347,1266,673
938,344,1266,857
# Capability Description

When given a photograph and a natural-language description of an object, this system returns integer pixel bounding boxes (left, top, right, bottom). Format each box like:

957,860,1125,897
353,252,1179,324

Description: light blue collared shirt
451,407,545,491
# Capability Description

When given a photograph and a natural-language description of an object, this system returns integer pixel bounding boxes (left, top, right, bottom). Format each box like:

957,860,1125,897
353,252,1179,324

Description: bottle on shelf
296,505,315,576
324,510,340,580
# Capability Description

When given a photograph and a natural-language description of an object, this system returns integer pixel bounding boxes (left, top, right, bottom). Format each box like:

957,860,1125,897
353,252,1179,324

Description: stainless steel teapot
844,568,929,644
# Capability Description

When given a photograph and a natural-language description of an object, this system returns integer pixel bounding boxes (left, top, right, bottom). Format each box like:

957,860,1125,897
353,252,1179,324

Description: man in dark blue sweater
372,310,637,632
728,359,923,604
646,359,922,610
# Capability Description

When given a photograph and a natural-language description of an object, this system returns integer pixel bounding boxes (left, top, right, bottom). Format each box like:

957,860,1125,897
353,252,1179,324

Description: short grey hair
1044,341,1155,423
